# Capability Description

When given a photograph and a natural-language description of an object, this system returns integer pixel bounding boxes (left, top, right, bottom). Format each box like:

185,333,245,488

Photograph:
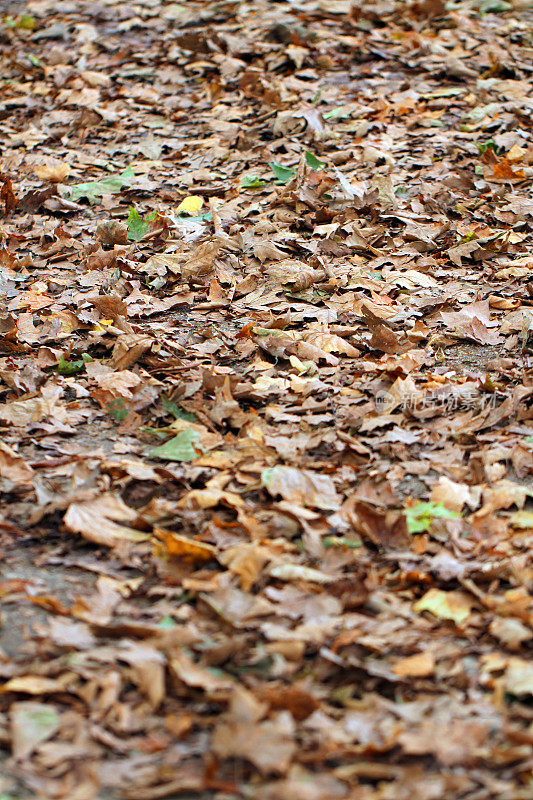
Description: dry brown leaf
392,652,435,678
212,686,296,775
34,159,71,182
170,650,234,693
109,333,152,370
0,441,34,484
0,397,56,427
181,240,221,282
64,494,151,547
261,465,340,510
219,542,270,590
10,702,60,760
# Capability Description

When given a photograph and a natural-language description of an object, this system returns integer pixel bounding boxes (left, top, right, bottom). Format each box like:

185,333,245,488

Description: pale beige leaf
0,441,34,484
64,493,150,547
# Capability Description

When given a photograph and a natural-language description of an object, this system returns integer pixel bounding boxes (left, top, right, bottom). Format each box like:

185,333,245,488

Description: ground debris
0,0,532,797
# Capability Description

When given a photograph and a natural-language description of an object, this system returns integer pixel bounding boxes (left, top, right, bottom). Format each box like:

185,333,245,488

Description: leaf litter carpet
0,0,532,798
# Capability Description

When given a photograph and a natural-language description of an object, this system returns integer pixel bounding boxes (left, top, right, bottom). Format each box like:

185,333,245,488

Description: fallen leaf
269,563,335,585
0,441,34,484
392,652,435,677
154,528,217,563
261,466,340,510
413,589,472,625
64,494,151,547
505,658,533,696
176,195,204,215
11,702,60,759
34,159,71,181
213,686,296,774
149,428,203,462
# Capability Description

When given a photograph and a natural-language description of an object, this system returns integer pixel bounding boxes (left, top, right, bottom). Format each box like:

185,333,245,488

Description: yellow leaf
510,510,533,529
154,528,217,563
413,588,472,625
92,318,113,332
176,195,204,215
1,675,73,694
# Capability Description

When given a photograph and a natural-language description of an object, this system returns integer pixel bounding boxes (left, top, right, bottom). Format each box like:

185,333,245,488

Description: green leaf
161,394,197,422
405,501,460,534
268,161,296,184
67,166,135,203
106,399,129,422
157,615,177,629
241,175,265,189
252,326,287,337
477,0,510,12
56,355,85,376
28,54,43,68
323,106,350,120
323,535,362,549
424,87,465,98
467,103,500,122
18,14,36,29
476,139,497,156
305,151,326,170
149,428,202,462
127,207,157,241
127,206,148,241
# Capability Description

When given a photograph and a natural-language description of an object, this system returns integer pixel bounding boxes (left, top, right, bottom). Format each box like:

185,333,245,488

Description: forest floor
0,0,532,798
